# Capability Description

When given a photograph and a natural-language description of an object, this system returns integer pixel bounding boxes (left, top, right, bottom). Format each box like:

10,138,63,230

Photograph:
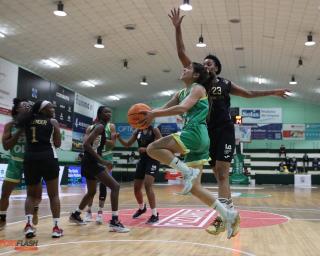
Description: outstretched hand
274,89,291,98
168,7,185,28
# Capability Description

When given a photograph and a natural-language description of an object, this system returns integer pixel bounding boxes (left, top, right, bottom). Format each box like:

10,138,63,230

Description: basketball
127,103,151,129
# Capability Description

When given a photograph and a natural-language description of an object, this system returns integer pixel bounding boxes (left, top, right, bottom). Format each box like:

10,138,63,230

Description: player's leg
132,159,147,218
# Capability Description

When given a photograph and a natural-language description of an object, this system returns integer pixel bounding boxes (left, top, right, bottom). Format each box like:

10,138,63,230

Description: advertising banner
240,108,282,124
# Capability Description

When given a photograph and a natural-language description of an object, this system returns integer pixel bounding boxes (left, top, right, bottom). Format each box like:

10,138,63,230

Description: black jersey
136,126,156,157
207,77,232,129
84,123,106,158
25,115,57,158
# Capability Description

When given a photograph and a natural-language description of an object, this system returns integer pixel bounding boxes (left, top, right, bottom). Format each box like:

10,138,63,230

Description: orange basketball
127,103,151,129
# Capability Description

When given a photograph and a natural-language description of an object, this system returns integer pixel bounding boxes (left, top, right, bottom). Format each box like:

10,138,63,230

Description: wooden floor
0,182,319,256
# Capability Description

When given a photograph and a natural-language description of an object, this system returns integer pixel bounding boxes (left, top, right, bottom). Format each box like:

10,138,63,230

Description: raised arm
168,8,192,68
230,82,290,98
116,130,138,148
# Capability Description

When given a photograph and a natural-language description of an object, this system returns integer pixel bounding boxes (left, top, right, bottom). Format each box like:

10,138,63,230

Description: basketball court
0,183,319,255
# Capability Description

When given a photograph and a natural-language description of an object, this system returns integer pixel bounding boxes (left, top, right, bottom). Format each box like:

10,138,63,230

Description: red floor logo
102,208,289,229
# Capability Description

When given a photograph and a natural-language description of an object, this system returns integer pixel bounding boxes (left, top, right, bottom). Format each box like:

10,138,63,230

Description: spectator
289,157,297,173
285,157,291,170
76,152,84,162
302,153,309,173
129,151,136,163
279,144,286,158
312,157,319,171
278,161,285,172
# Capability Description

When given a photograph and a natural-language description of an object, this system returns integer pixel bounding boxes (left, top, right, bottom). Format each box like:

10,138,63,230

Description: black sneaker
0,215,6,230
69,211,86,225
109,220,130,233
132,204,147,219
146,213,159,224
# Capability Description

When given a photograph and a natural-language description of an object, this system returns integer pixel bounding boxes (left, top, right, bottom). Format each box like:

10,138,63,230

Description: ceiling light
289,75,297,85
0,32,5,38
123,59,128,69
94,36,105,48
140,76,148,86
108,95,120,101
41,59,60,68
305,32,316,46
255,76,265,85
53,1,67,17
196,24,206,48
180,0,192,11
81,80,96,87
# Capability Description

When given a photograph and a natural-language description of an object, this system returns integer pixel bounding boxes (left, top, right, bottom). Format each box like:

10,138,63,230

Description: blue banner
305,124,320,140
68,166,84,185
116,123,134,139
72,112,93,151
247,123,282,140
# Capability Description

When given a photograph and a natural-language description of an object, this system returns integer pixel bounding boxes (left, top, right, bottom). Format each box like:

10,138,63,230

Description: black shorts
135,156,159,180
24,158,59,185
208,122,235,166
81,155,106,181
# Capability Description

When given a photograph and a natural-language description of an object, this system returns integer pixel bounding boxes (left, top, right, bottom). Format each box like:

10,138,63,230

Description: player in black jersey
169,8,290,235
17,100,63,238
117,126,161,224
0,99,41,230
69,106,129,233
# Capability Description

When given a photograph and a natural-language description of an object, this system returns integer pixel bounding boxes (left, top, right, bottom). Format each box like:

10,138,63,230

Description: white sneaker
225,209,240,239
84,211,93,222
96,212,103,225
180,168,200,195
109,220,130,233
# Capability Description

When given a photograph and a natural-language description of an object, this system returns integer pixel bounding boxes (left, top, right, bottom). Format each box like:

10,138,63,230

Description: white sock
151,208,157,216
75,207,81,213
169,157,191,176
227,198,234,210
112,211,118,217
212,200,229,220
53,218,59,227
26,214,33,224
139,203,145,210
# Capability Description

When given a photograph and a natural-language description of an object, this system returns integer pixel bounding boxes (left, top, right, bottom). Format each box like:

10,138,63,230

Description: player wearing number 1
0,99,41,230
17,100,63,238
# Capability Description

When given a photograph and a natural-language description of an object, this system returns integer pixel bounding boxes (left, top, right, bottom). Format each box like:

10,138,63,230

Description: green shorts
5,159,23,183
172,124,210,167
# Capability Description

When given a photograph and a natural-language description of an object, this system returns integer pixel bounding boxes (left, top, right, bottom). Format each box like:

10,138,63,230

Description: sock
26,214,33,224
0,211,6,221
53,218,59,227
212,200,229,220
112,213,118,221
169,157,192,176
139,203,145,210
151,208,157,216
227,198,234,210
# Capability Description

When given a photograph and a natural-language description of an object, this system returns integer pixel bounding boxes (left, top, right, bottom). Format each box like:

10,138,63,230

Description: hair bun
13,98,21,106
